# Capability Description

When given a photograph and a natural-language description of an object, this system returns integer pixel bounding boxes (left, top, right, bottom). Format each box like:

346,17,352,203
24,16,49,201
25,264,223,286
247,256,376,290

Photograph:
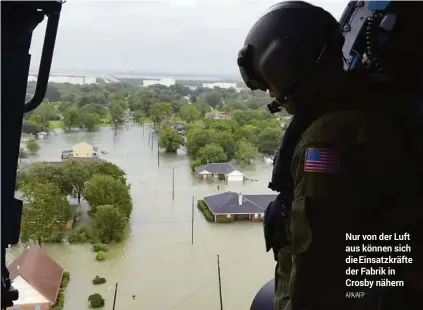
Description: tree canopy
23,81,289,168
93,205,127,243
83,174,132,218
20,182,72,245
16,160,132,245
158,126,184,153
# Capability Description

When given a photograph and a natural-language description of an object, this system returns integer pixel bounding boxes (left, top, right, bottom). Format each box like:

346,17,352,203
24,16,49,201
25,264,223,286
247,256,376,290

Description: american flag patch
304,148,340,173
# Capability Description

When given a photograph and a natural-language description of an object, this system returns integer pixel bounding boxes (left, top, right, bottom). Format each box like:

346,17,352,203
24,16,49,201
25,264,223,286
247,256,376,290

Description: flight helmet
237,1,345,107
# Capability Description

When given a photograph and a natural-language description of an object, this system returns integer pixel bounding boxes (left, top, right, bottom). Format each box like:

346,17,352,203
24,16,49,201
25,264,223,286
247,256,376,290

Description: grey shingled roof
204,191,276,215
195,163,241,175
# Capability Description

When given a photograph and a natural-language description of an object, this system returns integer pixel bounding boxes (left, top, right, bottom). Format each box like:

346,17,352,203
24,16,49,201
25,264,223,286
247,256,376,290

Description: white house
225,169,245,182
195,163,246,182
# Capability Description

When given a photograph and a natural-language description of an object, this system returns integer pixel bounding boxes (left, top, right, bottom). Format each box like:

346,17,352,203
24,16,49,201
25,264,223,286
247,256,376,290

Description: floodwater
9,125,277,310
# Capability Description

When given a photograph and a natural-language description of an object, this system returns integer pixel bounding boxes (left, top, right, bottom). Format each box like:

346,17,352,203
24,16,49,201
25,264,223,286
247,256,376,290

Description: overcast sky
30,0,347,77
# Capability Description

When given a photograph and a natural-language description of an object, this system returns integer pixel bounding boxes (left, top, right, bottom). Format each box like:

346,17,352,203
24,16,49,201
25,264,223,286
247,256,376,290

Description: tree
150,102,172,125
63,105,81,130
20,182,72,245
193,100,211,117
26,103,60,131
185,128,216,156
235,139,259,163
258,127,283,154
222,99,249,111
93,205,127,243
128,95,143,112
179,104,200,123
158,126,184,153
44,84,61,101
22,120,43,134
92,276,107,285
203,91,222,108
79,103,107,118
235,125,260,146
80,112,100,131
61,159,94,203
194,143,227,167
132,110,145,124
90,161,127,184
57,101,75,114
19,148,28,161
83,175,132,218
26,138,40,154
109,99,125,129
213,131,236,159
77,93,107,107
171,98,187,114
230,109,257,127
17,162,72,195
88,293,105,308
169,84,191,97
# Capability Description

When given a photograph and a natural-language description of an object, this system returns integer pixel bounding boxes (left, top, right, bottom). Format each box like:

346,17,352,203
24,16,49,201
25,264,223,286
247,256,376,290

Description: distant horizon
30,68,243,82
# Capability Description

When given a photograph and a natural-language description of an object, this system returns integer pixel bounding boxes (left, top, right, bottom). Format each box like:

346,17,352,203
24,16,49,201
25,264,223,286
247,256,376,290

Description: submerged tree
26,138,40,154
83,174,132,218
158,126,184,153
61,159,94,203
93,205,127,243
20,182,72,245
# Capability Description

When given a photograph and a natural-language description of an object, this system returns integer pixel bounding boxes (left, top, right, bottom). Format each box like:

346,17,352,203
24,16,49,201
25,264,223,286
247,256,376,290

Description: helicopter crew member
238,1,423,309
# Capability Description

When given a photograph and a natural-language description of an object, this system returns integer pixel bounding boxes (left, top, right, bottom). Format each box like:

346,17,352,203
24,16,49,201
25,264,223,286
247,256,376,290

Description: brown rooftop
8,246,63,304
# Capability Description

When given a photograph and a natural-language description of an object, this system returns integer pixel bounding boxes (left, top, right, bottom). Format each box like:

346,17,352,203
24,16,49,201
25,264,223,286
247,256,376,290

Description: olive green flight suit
282,109,423,310
274,229,292,309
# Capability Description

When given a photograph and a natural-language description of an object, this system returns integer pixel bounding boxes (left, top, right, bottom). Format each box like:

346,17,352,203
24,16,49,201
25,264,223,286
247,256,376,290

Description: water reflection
10,125,276,310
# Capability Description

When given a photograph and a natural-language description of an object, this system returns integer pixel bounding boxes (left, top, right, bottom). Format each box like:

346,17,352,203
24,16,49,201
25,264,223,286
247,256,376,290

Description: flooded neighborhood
5,1,303,309
10,125,277,310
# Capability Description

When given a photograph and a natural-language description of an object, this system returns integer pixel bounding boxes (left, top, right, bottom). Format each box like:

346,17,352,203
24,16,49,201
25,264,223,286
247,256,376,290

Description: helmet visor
238,44,268,91
239,65,267,91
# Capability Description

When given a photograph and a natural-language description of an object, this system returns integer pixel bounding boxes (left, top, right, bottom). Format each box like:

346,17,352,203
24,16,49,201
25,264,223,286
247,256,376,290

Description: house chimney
238,193,242,205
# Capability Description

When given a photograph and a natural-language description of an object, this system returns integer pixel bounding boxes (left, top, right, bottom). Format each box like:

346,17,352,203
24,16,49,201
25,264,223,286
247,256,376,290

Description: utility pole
191,196,194,244
148,129,151,145
172,168,175,200
112,282,118,310
151,132,154,150
217,255,223,310
157,139,160,166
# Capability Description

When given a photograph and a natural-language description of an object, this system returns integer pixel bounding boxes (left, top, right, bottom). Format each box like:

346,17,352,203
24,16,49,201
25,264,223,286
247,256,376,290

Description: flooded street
10,125,276,310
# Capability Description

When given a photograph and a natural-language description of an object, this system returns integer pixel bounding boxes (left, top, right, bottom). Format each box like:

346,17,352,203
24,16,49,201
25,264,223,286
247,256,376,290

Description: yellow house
72,141,98,158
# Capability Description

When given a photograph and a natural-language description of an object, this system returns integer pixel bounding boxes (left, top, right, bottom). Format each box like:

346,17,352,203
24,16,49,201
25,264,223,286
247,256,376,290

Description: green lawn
98,115,111,127
143,117,153,124
49,116,112,129
49,115,153,130
49,120,63,129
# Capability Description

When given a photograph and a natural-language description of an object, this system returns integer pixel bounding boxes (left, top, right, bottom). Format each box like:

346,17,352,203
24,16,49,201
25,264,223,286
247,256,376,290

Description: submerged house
61,141,99,160
7,246,64,310
202,191,276,222
195,163,245,182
